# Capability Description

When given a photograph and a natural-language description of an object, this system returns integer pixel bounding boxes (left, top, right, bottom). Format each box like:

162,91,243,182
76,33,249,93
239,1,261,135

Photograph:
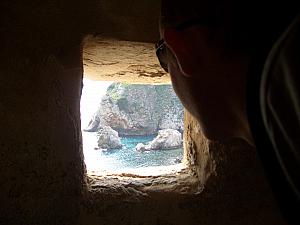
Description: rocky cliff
85,82,184,136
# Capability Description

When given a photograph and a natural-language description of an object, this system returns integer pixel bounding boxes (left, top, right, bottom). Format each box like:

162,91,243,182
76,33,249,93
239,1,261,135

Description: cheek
169,64,185,99
169,64,197,114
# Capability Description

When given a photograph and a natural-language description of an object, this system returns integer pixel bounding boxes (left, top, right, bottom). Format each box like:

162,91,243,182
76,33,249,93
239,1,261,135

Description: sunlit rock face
97,126,122,150
85,82,184,136
135,129,182,151
83,37,169,83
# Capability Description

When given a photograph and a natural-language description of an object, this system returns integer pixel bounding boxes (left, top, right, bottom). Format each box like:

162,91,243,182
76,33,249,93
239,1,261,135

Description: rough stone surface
135,143,147,152
136,129,182,151
1,0,288,225
0,45,85,225
83,37,169,83
97,126,122,149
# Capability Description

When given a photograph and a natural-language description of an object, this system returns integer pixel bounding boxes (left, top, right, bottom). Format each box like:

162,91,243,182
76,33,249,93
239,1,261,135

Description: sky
80,78,113,129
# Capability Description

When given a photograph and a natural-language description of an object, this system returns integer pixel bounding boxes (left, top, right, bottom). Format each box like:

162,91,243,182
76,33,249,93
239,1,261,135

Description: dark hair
161,0,299,55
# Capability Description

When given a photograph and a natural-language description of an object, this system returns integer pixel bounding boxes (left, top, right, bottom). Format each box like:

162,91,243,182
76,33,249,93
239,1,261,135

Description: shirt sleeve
261,13,300,205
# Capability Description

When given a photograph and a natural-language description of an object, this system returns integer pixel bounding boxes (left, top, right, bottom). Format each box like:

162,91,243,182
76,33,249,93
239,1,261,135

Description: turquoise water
82,132,183,172
80,79,184,173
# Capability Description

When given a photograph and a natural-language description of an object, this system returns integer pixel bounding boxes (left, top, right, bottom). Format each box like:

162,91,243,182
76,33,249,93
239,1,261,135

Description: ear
164,28,195,77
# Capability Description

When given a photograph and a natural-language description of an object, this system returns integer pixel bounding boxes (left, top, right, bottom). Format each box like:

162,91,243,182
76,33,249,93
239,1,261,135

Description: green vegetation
107,83,127,101
117,97,129,112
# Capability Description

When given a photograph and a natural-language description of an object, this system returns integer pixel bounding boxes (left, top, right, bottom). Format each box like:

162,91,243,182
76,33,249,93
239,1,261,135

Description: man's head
158,0,295,144
158,19,252,144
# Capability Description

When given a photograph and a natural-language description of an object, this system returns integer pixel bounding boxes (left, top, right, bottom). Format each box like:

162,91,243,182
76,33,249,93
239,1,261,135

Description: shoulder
261,12,300,219
261,13,300,154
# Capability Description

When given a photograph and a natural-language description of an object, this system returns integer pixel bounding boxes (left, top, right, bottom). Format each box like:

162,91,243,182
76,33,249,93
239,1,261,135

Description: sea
80,78,183,174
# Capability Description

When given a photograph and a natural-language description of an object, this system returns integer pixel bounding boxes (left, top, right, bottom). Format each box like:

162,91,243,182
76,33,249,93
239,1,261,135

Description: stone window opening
81,36,203,193
81,79,186,175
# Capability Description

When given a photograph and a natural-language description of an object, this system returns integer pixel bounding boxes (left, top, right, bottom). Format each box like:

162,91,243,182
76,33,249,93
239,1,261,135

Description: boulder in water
97,126,122,150
135,143,147,152
174,158,181,164
135,129,182,151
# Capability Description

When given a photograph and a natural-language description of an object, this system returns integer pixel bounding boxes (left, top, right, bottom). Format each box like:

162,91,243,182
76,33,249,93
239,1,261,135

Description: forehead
160,0,223,27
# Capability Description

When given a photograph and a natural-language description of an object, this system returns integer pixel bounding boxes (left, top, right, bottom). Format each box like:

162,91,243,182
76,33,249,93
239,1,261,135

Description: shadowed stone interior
1,0,287,224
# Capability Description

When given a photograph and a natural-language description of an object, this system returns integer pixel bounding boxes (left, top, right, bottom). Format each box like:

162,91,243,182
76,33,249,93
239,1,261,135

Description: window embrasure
81,37,188,177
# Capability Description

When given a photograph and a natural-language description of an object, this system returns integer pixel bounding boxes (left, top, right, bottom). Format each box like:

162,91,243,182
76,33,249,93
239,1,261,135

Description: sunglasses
155,17,218,73
155,39,169,72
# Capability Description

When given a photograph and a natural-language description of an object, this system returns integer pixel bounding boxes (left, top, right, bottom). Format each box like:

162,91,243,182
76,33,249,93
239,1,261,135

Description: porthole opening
81,37,187,176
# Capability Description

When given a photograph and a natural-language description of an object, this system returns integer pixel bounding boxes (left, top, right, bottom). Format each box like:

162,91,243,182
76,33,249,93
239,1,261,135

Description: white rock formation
97,126,122,150
135,129,182,151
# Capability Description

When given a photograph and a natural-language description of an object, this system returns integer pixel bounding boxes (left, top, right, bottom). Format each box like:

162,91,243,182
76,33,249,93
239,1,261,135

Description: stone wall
78,112,285,225
0,44,84,224
0,0,286,225
1,1,160,224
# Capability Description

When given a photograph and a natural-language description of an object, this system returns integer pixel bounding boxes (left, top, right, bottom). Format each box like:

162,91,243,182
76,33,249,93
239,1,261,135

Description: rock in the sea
147,129,182,150
84,114,101,132
135,129,182,151
135,143,147,152
174,158,181,164
97,126,122,150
